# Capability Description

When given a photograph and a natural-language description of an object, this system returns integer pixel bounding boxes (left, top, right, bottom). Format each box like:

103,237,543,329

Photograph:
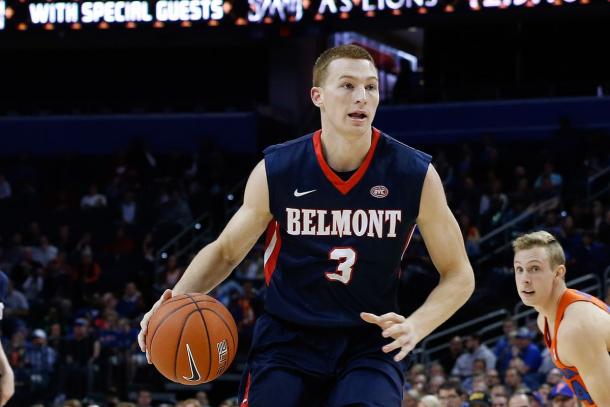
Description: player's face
312,58,379,136
513,247,558,308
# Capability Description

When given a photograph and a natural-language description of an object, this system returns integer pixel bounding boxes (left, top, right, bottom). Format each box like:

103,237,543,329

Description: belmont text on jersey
285,208,402,238
263,128,432,327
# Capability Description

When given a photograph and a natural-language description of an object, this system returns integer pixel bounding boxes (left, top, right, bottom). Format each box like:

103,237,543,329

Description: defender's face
312,58,379,136
513,247,556,307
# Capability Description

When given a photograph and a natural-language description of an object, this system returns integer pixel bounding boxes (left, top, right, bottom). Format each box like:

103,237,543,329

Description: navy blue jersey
262,128,432,327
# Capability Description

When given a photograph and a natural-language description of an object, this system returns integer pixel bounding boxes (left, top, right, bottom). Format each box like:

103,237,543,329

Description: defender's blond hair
312,44,376,87
512,230,566,270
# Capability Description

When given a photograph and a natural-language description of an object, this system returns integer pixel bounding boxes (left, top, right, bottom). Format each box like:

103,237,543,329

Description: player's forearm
408,264,474,340
172,240,237,295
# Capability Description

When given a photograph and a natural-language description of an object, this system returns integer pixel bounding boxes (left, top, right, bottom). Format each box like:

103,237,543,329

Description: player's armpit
559,308,610,406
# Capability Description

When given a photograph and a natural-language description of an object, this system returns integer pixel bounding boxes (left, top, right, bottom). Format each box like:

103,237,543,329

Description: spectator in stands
195,391,211,407
534,162,563,191
490,384,508,399
136,389,153,407
81,184,108,209
485,368,501,389
545,368,562,386
493,317,516,370
0,174,12,201
503,327,542,390
548,382,577,407
508,392,530,407
403,389,420,407
24,328,56,405
437,382,464,407
3,281,29,336
116,282,144,319
504,367,527,394
491,394,508,407
469,391,492,407
451,333,496,379
428,375,446,395
119,191,138,225
458,213,481,257
419,394,441,407
57,318,101,400
439,336,463,374
74,250,102,299
31,236,58,267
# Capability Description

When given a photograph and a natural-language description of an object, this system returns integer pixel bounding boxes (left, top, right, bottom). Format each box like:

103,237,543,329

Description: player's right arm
138,159,272,355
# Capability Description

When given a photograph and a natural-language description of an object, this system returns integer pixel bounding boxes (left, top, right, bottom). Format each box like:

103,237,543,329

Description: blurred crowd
0,131,608,406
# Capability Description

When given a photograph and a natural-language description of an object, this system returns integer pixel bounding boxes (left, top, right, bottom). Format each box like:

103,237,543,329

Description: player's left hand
361,312,419,362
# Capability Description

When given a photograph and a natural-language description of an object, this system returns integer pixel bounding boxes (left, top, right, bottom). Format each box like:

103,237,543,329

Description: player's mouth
347,111,368,122
521,290,535,297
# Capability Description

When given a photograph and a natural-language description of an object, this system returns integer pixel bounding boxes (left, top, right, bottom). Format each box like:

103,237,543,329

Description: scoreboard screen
0,0,605,32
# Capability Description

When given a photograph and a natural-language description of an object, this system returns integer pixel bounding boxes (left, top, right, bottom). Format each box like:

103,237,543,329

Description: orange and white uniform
543,289,610,407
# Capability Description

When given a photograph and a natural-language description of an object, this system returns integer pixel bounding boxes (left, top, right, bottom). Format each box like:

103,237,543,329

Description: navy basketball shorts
238,313,404,407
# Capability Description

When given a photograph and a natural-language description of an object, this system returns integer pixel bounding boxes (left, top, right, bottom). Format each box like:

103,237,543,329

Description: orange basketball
145,292,238,385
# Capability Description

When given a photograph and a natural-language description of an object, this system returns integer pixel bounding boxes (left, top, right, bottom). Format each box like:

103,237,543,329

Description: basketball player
138,44,475,406
512,231,610,406
0,303,14,406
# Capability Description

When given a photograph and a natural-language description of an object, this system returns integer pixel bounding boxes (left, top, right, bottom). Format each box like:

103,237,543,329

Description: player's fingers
382,324,404,338
394,346,412,362
382,336,406,353
161,289,173,301
360,312,382,326
378,312,405,323
146,349,151,364
137,331,145,352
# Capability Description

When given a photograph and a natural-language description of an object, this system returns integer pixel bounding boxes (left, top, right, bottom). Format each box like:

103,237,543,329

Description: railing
586,165,610,201
475,196,560,265
155,212,214,266
417,309,510,364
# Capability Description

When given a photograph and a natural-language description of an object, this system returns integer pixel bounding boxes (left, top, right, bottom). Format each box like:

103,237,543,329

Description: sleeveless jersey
262,128,431,327
543,289,610,406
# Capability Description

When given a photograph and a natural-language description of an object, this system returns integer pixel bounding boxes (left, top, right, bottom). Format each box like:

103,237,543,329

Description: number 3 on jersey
325,247,357,284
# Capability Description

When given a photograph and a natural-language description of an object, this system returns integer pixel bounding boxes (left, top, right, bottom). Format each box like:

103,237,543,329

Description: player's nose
353,85,367,103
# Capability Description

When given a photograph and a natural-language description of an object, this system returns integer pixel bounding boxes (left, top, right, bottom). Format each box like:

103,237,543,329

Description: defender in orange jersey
512,231,610,406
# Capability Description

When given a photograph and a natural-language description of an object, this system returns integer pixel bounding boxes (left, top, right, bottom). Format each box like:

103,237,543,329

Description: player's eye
366,84,377,91
532,266,540,272
342,83,353,89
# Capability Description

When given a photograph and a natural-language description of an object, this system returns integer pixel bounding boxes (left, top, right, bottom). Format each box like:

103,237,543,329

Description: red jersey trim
312,128,381,196
263,220,282,286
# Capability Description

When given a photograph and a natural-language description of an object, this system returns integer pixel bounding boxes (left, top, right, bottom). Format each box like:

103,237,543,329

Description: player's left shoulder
561,301,610,343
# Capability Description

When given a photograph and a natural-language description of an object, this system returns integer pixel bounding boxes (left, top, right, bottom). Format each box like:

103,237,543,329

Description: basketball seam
185,293,213,382
173,311,195,382
164,294,208,305
147,299,217,360
198,307,237,356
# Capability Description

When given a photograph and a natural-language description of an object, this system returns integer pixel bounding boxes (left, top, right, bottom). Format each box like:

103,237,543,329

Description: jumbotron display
0,0,603,31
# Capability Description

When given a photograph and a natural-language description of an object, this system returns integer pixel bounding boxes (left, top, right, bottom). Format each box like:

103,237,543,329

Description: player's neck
319,125,373,172
536,284,567,325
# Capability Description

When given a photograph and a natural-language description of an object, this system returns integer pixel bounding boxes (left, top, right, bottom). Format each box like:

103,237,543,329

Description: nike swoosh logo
294,189,317,197
183,344,201,382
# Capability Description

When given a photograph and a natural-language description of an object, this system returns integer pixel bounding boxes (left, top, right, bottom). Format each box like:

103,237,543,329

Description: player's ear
311,87,323,107
555,264,566,280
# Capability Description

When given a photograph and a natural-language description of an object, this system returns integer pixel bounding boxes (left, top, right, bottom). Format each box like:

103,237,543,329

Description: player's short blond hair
312,44,376,87
512,231,566,270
